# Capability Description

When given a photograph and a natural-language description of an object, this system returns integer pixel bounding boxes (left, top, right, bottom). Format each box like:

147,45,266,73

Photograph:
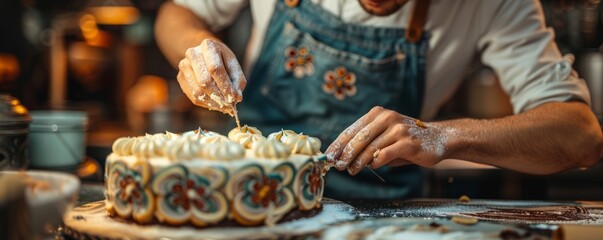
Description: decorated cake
104,126,327,227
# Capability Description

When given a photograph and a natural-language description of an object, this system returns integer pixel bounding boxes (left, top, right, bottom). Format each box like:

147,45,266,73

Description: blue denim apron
238,0,429,199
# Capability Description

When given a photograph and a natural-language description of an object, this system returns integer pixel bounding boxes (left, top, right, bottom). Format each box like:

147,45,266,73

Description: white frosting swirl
165,131,182,140
167,137,203,161
201,130,221,137
228,125,262,139
112,137,140,156
267,129,297,142
200,142,245,160
283,134,321,155
253,139,291,160
182,128,202,140
133,135,171,157
232,134,266,149
228,125,265,149
200,135,231,144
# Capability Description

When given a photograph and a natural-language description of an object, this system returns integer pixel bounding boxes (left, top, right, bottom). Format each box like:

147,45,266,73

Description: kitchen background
0,0,602,200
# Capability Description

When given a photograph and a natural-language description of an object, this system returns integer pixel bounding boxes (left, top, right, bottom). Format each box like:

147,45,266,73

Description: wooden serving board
63,198,356,240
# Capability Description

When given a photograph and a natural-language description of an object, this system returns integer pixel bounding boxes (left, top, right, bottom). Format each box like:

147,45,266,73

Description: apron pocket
262,22,408,118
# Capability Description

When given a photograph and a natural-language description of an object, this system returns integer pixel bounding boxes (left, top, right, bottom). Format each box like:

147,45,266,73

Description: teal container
28,111,88,168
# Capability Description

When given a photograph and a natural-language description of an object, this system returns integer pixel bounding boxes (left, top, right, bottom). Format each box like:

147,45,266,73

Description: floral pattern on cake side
151,164,229,226
105,160,155,223
226,163,296,226
294,159,325,210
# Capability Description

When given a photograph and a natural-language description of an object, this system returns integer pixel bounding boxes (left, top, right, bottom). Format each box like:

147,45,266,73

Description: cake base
63,199,355,240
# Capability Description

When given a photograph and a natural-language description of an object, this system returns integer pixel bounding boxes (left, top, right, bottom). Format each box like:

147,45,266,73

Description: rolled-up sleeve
174,0,248,32
477,0,591,113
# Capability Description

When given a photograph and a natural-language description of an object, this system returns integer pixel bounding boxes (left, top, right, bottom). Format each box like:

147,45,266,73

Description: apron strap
406,0,431,43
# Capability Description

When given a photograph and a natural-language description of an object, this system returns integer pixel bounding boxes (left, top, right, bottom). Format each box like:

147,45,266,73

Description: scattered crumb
458,195,471,203
451,216,478,225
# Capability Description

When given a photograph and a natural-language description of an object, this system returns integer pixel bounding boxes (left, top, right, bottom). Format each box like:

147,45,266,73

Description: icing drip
253,139,291,159
267,129,297,142
200,142,245,160
283,134,321,155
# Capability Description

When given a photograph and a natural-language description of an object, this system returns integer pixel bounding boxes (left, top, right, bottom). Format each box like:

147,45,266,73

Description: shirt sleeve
174,0,249,32
477,0,591,114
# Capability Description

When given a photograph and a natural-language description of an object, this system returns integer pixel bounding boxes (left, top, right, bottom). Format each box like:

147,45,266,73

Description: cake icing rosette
228,125,266,149
132,134,170,157
200,141,245,160
253,139,292,160
112,137,141,156
151,164,229,226
283,134,321,155
267,130,322,155
267,129,298,142
200,134,231,144
166,137,203,161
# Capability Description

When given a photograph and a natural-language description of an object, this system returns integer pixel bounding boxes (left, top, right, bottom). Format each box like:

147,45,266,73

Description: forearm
443,102,602,174
155,1,219,67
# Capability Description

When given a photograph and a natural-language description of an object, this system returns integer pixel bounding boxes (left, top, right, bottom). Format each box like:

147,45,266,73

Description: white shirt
174,0,591,120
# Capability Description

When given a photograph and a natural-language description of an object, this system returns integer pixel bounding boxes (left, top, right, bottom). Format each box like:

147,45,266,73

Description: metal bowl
0,170,80,239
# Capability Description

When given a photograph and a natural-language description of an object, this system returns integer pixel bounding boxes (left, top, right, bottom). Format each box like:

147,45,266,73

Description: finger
386,158,412,167
177,60,204,104
201,40,239,104
178,60,230,113
221,50,247,102
347,130,395,175
177,69,212,109
186,48,231,110
340,114,393,173
326,106,385,164
370,137,420,169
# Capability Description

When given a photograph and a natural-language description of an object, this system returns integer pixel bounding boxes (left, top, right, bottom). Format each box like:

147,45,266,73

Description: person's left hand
325,106,455,175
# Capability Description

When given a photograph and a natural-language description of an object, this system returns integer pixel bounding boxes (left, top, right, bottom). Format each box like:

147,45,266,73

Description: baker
155,0,602,199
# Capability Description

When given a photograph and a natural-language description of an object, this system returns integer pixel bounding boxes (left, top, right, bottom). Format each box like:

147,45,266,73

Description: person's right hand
177,39,247,115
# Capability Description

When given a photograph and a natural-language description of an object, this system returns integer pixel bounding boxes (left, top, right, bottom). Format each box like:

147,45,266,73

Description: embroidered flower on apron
284,46,315,79
322,66,357,100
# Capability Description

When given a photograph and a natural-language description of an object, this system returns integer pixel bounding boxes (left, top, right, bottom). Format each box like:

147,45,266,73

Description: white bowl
0,170,80,238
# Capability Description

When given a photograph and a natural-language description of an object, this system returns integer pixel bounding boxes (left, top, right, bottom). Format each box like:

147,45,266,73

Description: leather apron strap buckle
406,0,431,43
